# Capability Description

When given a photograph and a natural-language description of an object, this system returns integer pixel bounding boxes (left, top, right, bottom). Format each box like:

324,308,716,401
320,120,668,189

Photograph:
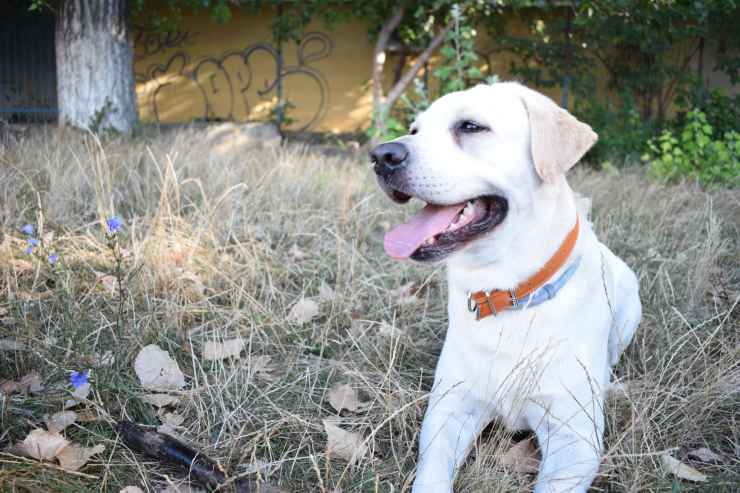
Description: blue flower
48,253,59,265
21,224,34,236
24,238,38,254
106,217,123,234
70,369,89,389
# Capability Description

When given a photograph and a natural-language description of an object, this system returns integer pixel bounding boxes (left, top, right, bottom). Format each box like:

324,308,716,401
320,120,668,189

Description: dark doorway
0,3,57,123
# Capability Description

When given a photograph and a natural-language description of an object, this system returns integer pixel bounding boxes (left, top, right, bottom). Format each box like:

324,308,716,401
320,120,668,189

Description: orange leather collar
468,217,580,320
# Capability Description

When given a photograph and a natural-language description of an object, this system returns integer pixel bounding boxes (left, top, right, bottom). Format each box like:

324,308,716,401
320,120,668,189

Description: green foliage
493,1,739,126
367,108,408,142
645,109,739,186
676,88,740,138
489,4,594,100
88,99,116,135
372,4,493,141
434,5,487,95
574,93,655,164
132,0,235,30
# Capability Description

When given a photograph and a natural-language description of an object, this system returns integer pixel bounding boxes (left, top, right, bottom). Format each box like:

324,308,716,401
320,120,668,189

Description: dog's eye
409,127,418,135
457,120,487,134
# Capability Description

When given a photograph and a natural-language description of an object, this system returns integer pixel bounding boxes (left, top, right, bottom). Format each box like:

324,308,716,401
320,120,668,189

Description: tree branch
372,5,406,112
382,18,455,111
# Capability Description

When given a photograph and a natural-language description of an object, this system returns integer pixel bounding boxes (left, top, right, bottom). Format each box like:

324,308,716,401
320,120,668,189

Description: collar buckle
467,291,478,315
509,289,519,308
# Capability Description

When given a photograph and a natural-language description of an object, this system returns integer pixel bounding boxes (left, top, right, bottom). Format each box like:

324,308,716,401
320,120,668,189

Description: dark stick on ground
117,420,281,493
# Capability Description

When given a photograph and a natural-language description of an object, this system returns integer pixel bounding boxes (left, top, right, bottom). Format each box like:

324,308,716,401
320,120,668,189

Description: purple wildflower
48,253,59,265
106,217,123,234
70,369,89,389
21,224,34,236
24,238,38,255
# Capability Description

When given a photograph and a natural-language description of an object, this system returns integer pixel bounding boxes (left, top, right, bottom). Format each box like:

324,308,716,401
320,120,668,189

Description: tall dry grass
0,126,737,492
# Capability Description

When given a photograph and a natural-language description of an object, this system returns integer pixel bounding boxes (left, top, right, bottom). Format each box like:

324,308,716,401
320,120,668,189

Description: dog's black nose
370,142,409,177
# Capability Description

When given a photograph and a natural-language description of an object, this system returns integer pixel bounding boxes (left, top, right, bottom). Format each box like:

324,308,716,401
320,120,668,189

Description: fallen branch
117,420,281,493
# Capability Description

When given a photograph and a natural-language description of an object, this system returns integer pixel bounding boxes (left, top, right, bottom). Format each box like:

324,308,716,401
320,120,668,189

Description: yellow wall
134,7,376,133
133,7,737,133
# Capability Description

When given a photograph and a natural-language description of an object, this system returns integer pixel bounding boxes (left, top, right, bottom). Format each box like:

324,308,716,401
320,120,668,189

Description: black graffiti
136,32,332,131
133,25,197,61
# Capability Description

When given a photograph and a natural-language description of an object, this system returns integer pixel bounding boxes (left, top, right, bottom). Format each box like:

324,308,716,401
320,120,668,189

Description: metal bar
0,108,59,114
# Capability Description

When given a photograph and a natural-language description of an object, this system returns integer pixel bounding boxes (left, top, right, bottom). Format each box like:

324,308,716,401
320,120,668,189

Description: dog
370,82,641,493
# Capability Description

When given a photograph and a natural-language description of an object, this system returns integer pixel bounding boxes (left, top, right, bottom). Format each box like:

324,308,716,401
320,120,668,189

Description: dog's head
372,82,597,264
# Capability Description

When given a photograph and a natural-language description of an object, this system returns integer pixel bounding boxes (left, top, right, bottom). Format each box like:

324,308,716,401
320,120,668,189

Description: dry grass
0,126,738,492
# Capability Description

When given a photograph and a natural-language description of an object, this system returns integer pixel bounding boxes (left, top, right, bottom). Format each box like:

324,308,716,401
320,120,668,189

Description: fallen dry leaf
19,371,44,393
328,383,365,414
500,438,540,474
56,443,105,471
288,298,319,323
323,420,367,464
141,393,180,408
1,380,22,394
2,371,45,395
159,411,185,428
134,344,186,391
660,454,707,482
21,429,70,461
251,355,278,381
202,337,245,361
687,447,722,464
45,411,78,433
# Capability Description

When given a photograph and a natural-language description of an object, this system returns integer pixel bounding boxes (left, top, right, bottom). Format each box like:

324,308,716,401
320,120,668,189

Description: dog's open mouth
384,195,508,261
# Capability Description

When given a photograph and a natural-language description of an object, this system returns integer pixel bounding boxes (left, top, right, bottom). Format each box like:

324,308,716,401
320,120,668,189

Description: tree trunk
56,0,137,134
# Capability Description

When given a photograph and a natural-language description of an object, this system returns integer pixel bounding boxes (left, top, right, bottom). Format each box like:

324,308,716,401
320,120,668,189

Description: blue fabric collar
508,255,582,311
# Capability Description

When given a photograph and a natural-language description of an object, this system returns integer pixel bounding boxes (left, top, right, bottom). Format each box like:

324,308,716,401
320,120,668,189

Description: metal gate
0,10,57,123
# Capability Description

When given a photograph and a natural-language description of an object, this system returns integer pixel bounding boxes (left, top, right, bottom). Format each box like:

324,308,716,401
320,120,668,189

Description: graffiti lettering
136,32,333,131
133,26,197,61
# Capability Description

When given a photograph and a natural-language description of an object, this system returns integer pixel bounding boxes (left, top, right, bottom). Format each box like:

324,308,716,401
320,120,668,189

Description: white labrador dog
370,82,641,493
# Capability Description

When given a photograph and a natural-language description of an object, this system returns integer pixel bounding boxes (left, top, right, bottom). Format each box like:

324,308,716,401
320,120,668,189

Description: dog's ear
520,89,597,183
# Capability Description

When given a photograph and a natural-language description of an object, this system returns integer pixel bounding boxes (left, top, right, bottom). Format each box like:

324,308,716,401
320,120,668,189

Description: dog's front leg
530,402,604,493
412,386,487,493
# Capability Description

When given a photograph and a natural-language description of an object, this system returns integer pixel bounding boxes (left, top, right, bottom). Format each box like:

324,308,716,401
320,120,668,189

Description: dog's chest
438,268,613,427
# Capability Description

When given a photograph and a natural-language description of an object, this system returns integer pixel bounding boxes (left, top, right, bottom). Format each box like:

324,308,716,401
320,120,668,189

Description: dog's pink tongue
384,203,465,259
